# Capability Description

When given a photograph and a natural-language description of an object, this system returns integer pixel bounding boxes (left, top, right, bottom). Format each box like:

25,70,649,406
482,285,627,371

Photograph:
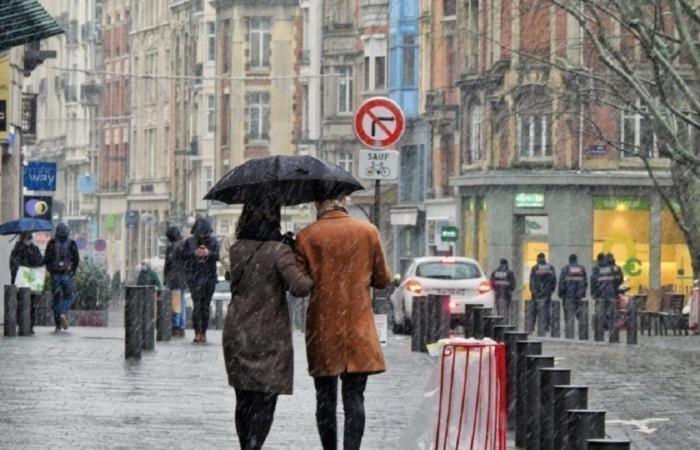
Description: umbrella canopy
0,218,53,235
204,155,364,205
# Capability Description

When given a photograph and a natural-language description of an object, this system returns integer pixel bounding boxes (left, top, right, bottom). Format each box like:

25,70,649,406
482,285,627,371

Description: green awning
0,0,64,52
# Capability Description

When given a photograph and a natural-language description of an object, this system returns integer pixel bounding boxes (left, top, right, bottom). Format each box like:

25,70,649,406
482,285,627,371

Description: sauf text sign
359,149,399,181
24,161,57,192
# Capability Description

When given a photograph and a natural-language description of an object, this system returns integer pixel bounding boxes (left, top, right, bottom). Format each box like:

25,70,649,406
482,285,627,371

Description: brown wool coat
222,239,313,395
296,209,393,378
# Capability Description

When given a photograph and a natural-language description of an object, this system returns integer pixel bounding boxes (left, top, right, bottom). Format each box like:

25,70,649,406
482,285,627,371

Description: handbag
229,242,265,298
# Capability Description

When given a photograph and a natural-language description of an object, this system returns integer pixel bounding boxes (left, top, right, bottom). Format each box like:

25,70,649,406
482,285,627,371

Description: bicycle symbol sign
353,97,406,149
359,150,399,180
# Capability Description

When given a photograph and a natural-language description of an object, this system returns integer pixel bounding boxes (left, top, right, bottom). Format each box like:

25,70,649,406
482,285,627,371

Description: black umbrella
204,155,364,205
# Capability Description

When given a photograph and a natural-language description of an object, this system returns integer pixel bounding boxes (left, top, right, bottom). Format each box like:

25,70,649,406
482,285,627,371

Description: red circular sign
353,97,406,149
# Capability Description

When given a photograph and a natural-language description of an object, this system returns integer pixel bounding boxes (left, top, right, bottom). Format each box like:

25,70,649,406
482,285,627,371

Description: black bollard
586,439,631,449
463,305,475,337
125,286,145,360
215,299,224,330
525,355,555,450
4,285,18,337
568,410,606,450
427,295,450,344
609,302,620,343
579,299,589,340
493,324,514,342
483,315,503,339
142,286,156,351
564,299,575,339
503,331,528,430
515,340,542,447
540,368,571,450
626,298,637,345
472,307,491,339
17,287,32,336
525,300,535,333
593,300,604,342
410,296,427,352
551,300,561,338
536,299,548,337
157,289,172,342
554,385,588,450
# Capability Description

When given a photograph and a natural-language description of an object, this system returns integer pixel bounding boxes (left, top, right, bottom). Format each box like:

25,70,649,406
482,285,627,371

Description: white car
391,256,495,333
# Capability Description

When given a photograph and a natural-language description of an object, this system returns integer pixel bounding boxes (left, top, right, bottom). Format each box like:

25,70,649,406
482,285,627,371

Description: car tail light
477,280,492,294
406,279,423,294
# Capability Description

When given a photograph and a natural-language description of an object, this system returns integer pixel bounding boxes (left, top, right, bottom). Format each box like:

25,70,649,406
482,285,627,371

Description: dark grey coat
222,239,312,395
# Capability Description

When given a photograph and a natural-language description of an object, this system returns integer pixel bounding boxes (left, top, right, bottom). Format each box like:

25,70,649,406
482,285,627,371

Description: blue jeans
172,288,186,329
52,273,74,326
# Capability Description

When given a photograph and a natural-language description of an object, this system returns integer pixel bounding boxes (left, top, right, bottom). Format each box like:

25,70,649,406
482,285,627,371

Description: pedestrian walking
558,254,588,337
44,223,80,332
164,226,187,337
10,232,44,333
490,258,516,324
136,259,161,288
182,218,219,343
296,195,393,450
222,199,313,450
219,230,236,280
529,253,556,334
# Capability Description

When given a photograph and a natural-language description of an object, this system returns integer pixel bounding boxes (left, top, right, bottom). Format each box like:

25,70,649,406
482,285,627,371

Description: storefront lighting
615,203,628,211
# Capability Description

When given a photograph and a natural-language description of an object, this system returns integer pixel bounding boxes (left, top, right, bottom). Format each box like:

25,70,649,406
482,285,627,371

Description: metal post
473,307,491,339
493,324,514,342
17,287,32,336
554,385,588,450
483,315,503,339
564,298,575,339
157,289,172,342
568,410,606,450
373,180,380,227
410,296,426,352
551,300,561,338
609,302,620,343
626,298,637,345
515,340,542,447
540,368,571,450
526,355,555,450
593,300,604,342
463,305,475,337
427,295,450,344
586,439,631,449
579,299,589,340
4,285,18,337
536,298,547,337
142,286,156,351
503,331,528,430
125,286,145,360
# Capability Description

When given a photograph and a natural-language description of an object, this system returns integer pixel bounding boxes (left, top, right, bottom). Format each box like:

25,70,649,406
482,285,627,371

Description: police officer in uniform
558,254,588,338
590,253,623,332
490,259,516,324
529,253,557,334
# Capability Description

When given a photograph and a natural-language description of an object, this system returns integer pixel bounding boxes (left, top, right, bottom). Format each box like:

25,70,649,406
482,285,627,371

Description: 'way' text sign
24,161,57,192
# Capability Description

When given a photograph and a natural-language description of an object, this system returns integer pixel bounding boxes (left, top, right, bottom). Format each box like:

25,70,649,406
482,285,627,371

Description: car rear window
416,262,481,280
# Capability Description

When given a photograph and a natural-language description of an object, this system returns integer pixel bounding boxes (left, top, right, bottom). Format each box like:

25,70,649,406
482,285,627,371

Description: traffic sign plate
353,97,406,149
359,150,399,180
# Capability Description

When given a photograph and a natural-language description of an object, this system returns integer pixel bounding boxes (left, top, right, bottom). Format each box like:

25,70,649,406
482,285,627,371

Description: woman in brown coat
222,200,312,450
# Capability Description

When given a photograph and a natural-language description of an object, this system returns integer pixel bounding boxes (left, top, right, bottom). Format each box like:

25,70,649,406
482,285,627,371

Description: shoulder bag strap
230,242,266,299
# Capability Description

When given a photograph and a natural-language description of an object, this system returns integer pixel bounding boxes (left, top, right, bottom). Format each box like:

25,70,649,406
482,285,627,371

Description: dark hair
236,200,282,241
597,253,605,263
569,254,578,264
499,258,508,266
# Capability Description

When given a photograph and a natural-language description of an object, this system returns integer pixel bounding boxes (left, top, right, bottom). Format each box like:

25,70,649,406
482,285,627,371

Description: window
375,56,386,90
221,19,231,73
467,0,479,71
207,95,216,134
337,151,354,173
337,66,353,113
248,92,270,141
444,0,457,16
219,219,230,236
518,112,550,158
207,22,216,62
204,166,214,194
302,84,309,138
400,144,427,202
469,104,483,162
364,56,370,91
249,17,272,69
221,93,230,146
146,128,156,178
302,9,310,53
402,35,417,86
621,105,655,158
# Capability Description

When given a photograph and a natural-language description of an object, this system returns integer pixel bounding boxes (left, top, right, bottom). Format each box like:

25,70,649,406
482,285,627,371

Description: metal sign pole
374,180,380,228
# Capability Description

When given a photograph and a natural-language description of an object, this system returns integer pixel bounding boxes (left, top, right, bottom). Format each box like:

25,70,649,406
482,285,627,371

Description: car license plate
435,288,467,296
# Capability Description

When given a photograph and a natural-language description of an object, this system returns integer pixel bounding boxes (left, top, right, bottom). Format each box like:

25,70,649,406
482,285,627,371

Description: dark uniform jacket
590,263,623,300
530,263,557,299
490,266,516,300
558,264,588,299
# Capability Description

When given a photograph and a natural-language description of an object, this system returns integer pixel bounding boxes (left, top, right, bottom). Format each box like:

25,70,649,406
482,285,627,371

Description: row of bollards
125,286,173,360
3,285,33,337
409,295,451,352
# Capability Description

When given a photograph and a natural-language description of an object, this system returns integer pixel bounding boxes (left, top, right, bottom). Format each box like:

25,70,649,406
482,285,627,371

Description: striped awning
0,0,64,52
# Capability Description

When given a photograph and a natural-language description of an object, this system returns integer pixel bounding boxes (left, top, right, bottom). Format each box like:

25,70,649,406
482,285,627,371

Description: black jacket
558,264,588,300
183,219,220,289
591,263,623,300
530,263,557,298
10,241,44,284
490,265,516,300
44,225,80,276
164,241,187,289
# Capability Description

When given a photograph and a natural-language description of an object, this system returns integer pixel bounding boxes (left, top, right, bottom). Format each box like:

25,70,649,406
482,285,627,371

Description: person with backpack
44,223,80,332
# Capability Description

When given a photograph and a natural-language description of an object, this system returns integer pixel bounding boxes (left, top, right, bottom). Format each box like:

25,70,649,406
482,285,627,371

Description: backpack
54,240,73,273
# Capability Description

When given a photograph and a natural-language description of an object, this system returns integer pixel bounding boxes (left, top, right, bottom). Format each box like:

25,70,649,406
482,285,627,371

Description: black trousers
314,372,368,450
234,388,278,450
190,285,214,333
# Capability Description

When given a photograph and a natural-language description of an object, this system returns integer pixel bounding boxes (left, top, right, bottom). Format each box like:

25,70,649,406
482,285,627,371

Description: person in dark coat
10,232,44,284
222,200,313,450
44,223,80,332
590,253,623,332
529,253,556,334
164,226,188,337
558,254,588,337
136,259,161,288
182,218,219,343
490,258,516,323
589,253,606,299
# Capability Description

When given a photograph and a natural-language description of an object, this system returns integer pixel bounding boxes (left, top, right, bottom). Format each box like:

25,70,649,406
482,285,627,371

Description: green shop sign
440,226,459,242
515,192,545,208
593,196,650,211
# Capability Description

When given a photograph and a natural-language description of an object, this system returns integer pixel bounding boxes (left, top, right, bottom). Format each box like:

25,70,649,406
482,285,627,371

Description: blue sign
78,175,96,194
24,161,57,191
126,210,139,228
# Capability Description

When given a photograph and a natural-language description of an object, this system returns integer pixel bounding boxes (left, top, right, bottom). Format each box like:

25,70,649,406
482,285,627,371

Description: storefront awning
0,0,64,52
